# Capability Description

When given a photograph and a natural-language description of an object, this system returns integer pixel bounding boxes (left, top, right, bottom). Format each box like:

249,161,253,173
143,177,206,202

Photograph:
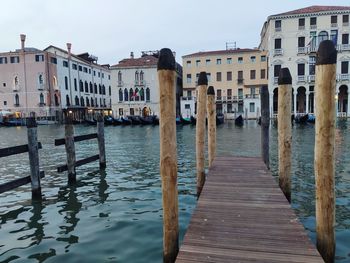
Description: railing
310,24,317,29
343,22,349,27
245,94,260,99
297,75,306,83
309,75,315,82
341,44,350,51
238,95,244,101
275,27,281,32
117,81,124,87
237,79,244,84
274,77,279,85
298,25,305,30
331,23,338,28
273,49,283,56
297,47,307,54
181,96,194,101
337,74,350,81
38,103,46,107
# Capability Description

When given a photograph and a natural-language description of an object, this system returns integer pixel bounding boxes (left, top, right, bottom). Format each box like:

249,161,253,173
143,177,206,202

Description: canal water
0,121,349,262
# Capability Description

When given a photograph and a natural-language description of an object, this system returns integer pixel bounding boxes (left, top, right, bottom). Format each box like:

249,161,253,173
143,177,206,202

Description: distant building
182,48,268,119
260,5,350,116
110,51,182,117
0,35,111,121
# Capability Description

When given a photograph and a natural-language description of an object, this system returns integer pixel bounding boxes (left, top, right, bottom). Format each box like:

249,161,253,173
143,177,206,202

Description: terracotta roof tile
273,5,350,16
111,55,158,68
182,48,259,58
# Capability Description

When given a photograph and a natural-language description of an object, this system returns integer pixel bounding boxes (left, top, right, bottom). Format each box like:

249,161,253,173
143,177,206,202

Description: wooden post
97,114,106,169
27,116,41,199
196,71,207,197
314,40,337,263
207,86,216,168
245,107,248,120
157,48,179,263
278,68,292,203
260,85,270,169
65,113,76,183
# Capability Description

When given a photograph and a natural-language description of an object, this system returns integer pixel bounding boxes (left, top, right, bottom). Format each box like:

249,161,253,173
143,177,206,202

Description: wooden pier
176,156,323,263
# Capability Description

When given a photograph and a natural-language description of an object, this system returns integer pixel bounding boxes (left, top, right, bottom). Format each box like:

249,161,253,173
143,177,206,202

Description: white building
110,51,182,117
260,5,350,116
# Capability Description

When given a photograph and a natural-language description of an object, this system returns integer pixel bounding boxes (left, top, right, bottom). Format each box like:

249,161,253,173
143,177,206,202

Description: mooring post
314,40,337,263
157,48,179,263
97,114,106,169
65,113,76,183
27,116,41,199
260,85,270,169
278,68,292,203
196,72,207,197
207,86,216,168
245,108,248,120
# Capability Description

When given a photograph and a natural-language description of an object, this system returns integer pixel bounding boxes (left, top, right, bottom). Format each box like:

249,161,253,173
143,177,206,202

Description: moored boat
139,116,155,125
295,114,308,124
235,115,244,126
180,115,191,125
129,116,141,125
216,113,224,125
121,116,132,125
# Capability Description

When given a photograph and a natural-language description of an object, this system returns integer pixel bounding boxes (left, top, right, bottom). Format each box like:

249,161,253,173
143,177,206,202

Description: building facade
260,5,350,117
0,35,111,121
110,51,182,117
182,49,268,119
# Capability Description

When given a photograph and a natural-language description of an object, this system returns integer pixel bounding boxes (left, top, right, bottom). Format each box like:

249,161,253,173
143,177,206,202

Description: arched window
118,71,122,82
135,71,139,81
38,74,44,85
140,88,145,101
119,88,123,101
129,88,134,101
109,86,111,96
95,98,98,107
100,98,102,107
124,88,128,101
135,88,140,101
103,98,106,107
86,97,90,106
99,84,102,94
75,96,79,106
74,78,77,91
91,97,94,107
90,82,93,93
318,31,329,45
66,95,70,106
85,81,88,93
64,76,68,90
39,93,44,104
80,96,84,106
140,71,144,81
55,94,59,106
102,85,106,95
14,76,19,86
94,83,97,94
146,88,150,101
14,94,19,105
80,80,83,92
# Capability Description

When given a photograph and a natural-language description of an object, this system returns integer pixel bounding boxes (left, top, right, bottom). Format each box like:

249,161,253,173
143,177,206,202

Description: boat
235,115,244,126
121,116,132,125
180,115,191,125
113,117,123,126
190,116,196,125
216,113,225,125
139,116,155,125
295,114,308,124
153,116,159,125
129,116,141,125
257,117,261,125
2,118,26,127
83,118,97,125
104,116,114,126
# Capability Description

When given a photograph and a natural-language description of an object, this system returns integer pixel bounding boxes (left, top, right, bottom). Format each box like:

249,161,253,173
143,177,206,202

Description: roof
111,55,158,68
272,5,350,17
182,48,260,58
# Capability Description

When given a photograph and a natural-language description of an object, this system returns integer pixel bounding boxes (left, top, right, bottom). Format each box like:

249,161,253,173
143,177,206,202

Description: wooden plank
54,133,98,146
57,154,99,172
176,156,323,263
0,142,42,158
0,171,45,194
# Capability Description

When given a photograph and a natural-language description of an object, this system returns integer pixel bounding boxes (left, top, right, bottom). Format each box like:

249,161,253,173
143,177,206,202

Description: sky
1,0,349,65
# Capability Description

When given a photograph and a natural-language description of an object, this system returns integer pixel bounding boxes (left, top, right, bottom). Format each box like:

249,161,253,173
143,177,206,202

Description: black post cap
316,40,337,65
198,72,208,85
157,48,175,70
207,86,215,95
278,68,292,85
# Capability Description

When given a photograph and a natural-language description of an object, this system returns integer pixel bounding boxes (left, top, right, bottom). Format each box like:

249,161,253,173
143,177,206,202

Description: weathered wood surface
54,133,97,146
176,156,323,263
0,171,44,194
0,142,42,158
57,154,100,173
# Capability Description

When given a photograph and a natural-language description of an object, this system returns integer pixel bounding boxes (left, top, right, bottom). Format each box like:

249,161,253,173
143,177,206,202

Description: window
85,81,88,93
50,57,57,64
342,34,349,44
39,93,44,105
186,61,191,67
298,18,305,29
118,71,122,81
38,74,43,84
318,31,329,45
331,30,338,45
74,78,77,91
146,88,150,101
238,57,243,63
196,73,200,83
72,63,77,70
83,67,88,73
185,104,190,109
196,60,200,66
63,60,68,67
109,86,111,96
216,58,222,65
206,59,211,65
140,88,145,101
331,15,337,26
238,71,243,80
10,56,20,63
65,76,68,90
80,80,83,92
3,83,6,87
0,57,7,64
86,97,90,107
298,37,305,47
275,20,281,31
90,82,93,93
81,97,84,106
187,90,192,97
140,71,144,81
206,73,211,82
343,15,349,25
341,61,349,74
14,94,19,106
91,98,94,107
216,72,222,82
135,71,139,81
261,55,266,62
79,65,82,71
249,102,255,113
250,56,256,62
186,74,192,83
3,101,6,105
102,73,104,78
89,69,92,74
217,89,221,99
93,70,96,76
309,56,316,75
35,55,44,62
260,69,266,79
238,89,243,99
274,65,281,77
227,71,232,81
227,89,232,99
66,95,70,106
124,88,129,101
298,64,305,76
250,87,256,95
227,58,232,64
99,84,102,94
250,70,256,79
275,38,281,49
54,94,59,106
94,84,97,94
310,17,317,28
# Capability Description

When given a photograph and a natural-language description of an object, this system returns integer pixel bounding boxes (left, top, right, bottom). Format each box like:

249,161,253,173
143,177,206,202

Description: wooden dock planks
176,156,323,263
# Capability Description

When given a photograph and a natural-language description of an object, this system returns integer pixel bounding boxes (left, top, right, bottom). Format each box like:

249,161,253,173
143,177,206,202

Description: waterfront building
0,35,111,120
260,5,350,117
181,48,268,119
110,51,182,117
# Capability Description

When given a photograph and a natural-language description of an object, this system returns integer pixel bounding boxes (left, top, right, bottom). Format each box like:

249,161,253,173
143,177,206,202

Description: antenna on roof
226,42,236,50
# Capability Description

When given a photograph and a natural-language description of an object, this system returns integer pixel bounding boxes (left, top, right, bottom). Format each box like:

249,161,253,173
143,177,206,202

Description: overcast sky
1,0,349,65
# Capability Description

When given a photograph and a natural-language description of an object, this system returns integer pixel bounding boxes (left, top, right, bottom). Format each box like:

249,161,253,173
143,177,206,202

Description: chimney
20,34,26,51
130,52,134,59
67,43,72,59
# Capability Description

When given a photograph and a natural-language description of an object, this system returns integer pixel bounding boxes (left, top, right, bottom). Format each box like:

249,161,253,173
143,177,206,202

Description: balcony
275,27,281,32
308,75,315,82
134,80,146,86
331,23,338,28
245,94,260,99
14,103,20,107
310,24,317,29
216,96,222,101
238,95,244,101
237,78,244,85
181,96,194,101
117,81,124,87
273,49,283,56
38,102,46,107
298,25,305,30
297,47,307,54
37,84,44,90
308,46,318,53
13,85,20,91
273,77,279,85
341,44,350,51
297,75,306,83
338,74,350,81
343,22,349,27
